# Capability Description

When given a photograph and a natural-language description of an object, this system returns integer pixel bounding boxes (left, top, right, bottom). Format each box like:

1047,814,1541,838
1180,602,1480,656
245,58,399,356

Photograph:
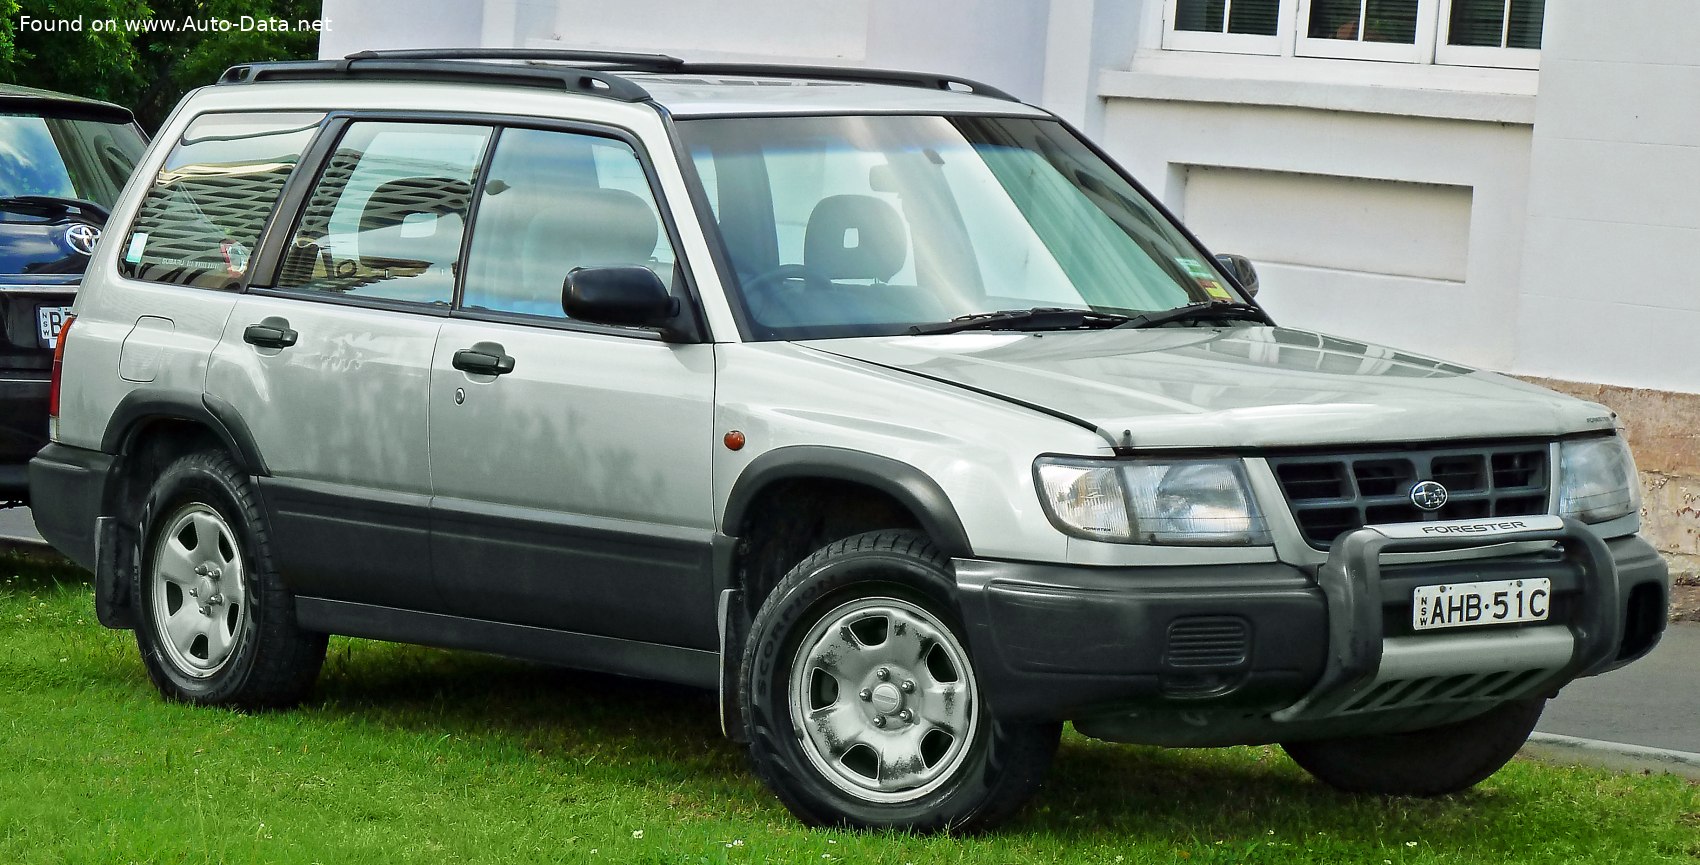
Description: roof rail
673,62,1018,102
344,48,685,71
217,49,1021,105
217,57,654,102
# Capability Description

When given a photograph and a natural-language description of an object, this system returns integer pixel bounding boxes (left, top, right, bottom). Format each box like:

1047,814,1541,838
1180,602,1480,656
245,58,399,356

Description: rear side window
118,112,323,290
276,121,491,306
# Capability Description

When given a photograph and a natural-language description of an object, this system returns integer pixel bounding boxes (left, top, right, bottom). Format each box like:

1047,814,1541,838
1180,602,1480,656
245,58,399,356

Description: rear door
427,125,718,648
205,119,493,610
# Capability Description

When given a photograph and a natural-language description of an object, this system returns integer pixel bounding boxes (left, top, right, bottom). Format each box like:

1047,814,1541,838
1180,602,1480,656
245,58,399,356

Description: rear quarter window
117,112,324,290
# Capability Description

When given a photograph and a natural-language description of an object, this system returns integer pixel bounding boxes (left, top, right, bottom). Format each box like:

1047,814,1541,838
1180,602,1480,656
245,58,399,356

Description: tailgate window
0,113,143,206
117,112,324,290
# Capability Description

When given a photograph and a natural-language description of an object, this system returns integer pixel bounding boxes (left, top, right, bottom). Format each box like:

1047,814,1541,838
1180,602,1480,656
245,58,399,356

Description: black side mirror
1215,254,1259,298
562,266,683,336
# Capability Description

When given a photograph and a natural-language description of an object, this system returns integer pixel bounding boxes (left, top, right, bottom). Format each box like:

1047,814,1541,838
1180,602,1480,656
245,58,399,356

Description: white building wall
1514,0,1700,394
319,0,484,56
325,0,1062,105
1100,98,1533,373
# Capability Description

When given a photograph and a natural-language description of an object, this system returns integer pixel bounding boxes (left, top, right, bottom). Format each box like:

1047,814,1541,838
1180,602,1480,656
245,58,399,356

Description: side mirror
1215,253,1259,298
562,266,682,335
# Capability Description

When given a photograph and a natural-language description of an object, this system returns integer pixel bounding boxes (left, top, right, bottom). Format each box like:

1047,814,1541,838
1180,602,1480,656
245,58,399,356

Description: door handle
243,317,297,349
452,343,516,376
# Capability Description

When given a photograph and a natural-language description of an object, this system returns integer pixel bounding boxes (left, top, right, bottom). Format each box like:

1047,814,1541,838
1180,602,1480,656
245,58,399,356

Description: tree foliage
0,0,320,130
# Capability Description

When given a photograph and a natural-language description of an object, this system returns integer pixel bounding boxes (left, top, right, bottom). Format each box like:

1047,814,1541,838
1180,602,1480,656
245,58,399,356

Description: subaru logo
64,223,102,256
1410,480,1449,511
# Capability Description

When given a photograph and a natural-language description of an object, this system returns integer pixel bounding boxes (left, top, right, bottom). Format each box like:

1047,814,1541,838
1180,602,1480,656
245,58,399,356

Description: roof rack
345,48,686,70
667,62,1017,102
218,56,654,102
217,48,1021,105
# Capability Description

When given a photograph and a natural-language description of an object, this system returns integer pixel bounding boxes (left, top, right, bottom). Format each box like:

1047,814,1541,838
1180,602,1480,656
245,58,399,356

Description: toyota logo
63,223,102,256
1410,480,1449,511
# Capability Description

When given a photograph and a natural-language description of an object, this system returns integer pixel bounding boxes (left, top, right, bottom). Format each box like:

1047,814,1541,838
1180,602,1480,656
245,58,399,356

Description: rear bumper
26,442,112,571
0,373,49,500
954,518,1668,745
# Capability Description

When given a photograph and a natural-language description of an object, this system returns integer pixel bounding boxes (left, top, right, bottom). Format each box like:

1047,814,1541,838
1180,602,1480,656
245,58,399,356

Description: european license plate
37,306,73,349
1412,578,1551,631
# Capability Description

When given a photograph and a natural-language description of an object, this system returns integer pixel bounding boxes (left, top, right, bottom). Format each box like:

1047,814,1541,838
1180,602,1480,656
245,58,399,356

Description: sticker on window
1177,257,1234,301
125,233,148,264
221,240,251,276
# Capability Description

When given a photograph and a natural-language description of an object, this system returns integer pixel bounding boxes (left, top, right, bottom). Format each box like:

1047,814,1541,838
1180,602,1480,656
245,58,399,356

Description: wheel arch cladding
723,447,973,559
101,389,270,477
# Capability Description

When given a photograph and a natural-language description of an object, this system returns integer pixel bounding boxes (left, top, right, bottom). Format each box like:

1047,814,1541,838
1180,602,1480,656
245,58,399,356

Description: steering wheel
739,264,836,332
741,263,833,296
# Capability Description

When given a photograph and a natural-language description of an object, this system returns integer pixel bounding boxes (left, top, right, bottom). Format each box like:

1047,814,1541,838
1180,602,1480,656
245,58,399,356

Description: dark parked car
0,85,146,503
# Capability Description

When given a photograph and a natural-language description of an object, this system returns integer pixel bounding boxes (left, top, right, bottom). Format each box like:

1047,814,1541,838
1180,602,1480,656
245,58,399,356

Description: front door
427,126,718,648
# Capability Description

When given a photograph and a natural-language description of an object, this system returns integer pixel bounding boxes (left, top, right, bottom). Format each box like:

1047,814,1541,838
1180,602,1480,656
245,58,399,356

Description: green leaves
0,0,319,129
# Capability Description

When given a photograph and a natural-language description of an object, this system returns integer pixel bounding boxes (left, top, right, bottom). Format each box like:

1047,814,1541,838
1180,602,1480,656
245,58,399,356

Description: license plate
1413,578,1551,631
37,306,73,349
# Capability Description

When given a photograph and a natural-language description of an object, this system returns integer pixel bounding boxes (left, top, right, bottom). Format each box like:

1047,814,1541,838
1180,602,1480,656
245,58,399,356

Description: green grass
2,551,1697,864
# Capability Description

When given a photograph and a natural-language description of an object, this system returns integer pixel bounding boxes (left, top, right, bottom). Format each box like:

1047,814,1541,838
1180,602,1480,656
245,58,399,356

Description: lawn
2,550,1696,864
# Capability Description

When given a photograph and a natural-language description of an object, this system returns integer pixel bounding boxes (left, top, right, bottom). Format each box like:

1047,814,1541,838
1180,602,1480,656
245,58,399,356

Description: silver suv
29,50,1669,832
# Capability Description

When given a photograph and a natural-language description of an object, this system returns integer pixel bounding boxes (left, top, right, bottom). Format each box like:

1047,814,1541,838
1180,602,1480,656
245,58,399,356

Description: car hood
798,326,1615,450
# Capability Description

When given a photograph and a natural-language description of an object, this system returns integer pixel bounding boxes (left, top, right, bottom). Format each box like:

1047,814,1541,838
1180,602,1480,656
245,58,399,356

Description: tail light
48,314,74,439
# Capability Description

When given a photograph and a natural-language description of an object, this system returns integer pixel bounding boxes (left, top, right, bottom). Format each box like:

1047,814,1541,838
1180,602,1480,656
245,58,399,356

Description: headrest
804,194,906,281
561,187,659,266
358,177,472,232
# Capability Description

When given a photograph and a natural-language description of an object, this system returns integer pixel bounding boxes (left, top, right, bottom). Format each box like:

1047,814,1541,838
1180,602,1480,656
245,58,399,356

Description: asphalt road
0,506,40,543
1537,621,1700,754
2,504,1694,753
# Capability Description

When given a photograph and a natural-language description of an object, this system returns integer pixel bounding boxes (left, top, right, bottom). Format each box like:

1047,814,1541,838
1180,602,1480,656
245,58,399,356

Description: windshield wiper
1112,301,1270,330
909,307,1132,335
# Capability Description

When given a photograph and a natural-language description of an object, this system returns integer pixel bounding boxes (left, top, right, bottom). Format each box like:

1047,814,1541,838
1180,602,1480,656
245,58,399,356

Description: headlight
1035,457,1270,545
1558,436,1639,523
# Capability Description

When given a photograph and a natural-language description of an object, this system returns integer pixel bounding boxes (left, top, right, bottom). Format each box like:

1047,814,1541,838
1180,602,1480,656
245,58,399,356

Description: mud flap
92,516,136,629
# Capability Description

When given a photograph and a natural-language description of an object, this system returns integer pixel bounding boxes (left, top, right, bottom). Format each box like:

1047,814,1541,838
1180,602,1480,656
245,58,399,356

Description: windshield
676,114,1247,340
0,112,145,206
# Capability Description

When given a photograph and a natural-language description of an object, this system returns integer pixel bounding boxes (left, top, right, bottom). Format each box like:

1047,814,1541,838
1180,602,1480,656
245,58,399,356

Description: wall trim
1103,52,1538,124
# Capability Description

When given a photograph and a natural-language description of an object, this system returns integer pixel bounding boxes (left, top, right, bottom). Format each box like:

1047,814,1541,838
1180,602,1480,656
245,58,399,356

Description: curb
1521,732,1700,780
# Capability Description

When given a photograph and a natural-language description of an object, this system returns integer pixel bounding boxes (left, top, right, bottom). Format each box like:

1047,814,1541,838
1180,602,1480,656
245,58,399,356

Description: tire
132,449,327,709
1282,697,1546,796
740,530,1060,832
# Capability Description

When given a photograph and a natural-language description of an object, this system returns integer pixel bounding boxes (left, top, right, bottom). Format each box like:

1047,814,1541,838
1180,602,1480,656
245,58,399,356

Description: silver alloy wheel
149,503,248,678
788,595,979,803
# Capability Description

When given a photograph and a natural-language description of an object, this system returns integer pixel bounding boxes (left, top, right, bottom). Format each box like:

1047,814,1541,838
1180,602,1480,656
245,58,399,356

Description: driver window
461,127,676,320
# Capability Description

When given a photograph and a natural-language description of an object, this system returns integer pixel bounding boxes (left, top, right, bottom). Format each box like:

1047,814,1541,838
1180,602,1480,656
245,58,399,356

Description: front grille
1269,443,1551,549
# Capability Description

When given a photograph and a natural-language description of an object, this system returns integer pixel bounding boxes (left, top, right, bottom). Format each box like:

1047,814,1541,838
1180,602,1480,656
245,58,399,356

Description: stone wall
1527,377,1700,578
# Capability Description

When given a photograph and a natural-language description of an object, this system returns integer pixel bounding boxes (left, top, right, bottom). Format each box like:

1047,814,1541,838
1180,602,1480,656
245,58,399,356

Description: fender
717,446,973,740
721,445,973,559
100,388,270,476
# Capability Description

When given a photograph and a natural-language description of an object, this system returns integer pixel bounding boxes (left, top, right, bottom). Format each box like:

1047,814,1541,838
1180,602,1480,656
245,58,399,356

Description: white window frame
1294,0,1440,63
1433,0,1542,69
1158,0,1541,69
1162,0,1285,56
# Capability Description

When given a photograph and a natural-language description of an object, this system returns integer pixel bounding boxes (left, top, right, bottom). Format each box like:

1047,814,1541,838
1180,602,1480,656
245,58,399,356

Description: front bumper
954,517,1669,746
